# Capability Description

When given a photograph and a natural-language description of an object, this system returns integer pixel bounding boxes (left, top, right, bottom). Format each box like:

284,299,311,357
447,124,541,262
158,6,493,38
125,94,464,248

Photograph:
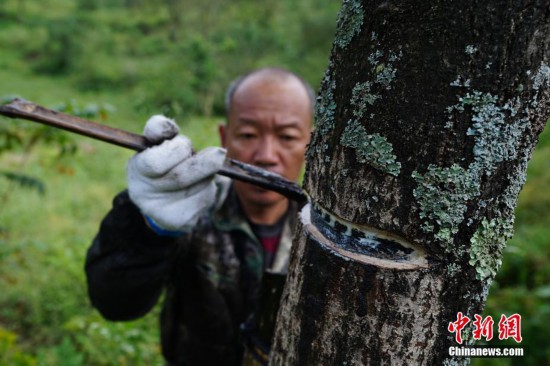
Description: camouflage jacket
85,185,298,366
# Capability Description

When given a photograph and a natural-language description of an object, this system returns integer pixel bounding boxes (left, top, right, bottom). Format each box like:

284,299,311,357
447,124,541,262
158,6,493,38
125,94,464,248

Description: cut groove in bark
305,204,429,269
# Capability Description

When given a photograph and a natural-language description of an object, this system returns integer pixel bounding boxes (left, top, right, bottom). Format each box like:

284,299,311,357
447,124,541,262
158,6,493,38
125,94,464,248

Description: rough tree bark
271,1,550,365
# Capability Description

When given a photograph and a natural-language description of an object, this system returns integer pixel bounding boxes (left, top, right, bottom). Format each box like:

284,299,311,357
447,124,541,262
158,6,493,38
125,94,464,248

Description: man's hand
127,115,226,234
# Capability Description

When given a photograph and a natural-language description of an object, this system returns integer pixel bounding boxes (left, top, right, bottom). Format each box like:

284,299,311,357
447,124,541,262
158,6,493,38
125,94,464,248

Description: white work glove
127,115,226,234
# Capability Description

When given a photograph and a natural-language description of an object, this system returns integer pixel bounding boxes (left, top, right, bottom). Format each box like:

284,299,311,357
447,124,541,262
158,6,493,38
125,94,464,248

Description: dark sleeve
85,190,182,321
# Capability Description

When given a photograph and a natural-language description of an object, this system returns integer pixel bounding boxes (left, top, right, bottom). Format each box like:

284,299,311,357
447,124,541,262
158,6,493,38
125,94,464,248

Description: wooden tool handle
0,98,308,204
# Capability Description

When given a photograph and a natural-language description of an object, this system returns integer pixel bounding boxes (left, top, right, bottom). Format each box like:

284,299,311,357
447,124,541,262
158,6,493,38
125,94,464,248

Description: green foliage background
0,0,548,365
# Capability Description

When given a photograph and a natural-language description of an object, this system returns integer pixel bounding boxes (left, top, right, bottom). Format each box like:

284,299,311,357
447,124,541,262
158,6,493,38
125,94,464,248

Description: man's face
220,76,312,208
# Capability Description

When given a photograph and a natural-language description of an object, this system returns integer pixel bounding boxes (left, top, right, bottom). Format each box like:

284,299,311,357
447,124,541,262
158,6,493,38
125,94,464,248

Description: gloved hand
127,115,226,234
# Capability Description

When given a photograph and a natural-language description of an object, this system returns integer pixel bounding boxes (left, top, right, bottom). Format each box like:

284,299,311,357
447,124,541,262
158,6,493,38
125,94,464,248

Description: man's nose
254,136,278,166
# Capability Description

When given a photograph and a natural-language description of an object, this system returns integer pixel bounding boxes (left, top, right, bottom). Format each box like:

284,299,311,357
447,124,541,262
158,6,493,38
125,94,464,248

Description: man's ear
219,123,226,148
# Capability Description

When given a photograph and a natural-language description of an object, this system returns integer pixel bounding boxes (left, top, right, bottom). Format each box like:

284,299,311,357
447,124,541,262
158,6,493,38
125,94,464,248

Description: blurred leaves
0,326,36,366
0,171,45,195
2,0,339,117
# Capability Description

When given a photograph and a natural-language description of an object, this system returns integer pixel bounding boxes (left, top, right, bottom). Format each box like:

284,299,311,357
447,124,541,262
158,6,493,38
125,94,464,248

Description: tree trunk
271,1,550,365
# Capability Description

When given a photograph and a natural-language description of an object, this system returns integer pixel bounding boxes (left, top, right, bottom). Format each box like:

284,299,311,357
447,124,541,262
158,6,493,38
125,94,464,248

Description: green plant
63,312,162,365
36,337,84,366
30,17,85,75
0,326,36,366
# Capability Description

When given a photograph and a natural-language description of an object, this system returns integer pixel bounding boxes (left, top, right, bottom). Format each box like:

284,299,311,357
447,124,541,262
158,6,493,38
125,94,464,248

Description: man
85,67,314,365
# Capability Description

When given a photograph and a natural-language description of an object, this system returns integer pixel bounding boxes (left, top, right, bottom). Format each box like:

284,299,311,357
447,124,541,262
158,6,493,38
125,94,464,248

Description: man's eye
280,135,296,142
240,133,256,140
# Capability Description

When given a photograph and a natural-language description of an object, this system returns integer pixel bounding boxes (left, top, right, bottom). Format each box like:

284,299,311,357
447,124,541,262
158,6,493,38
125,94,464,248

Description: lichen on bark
465,92,528,178
532,61,550,92
350,81,379,117
341,120,401,176
412,164,478,246
414,71,532,256
334,0,364,49
469,217,513,280
307,70,337,163
338,44,403,177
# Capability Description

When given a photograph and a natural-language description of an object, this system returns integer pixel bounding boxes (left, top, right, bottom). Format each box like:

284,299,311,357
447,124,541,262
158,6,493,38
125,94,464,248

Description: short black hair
224,67,316,116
